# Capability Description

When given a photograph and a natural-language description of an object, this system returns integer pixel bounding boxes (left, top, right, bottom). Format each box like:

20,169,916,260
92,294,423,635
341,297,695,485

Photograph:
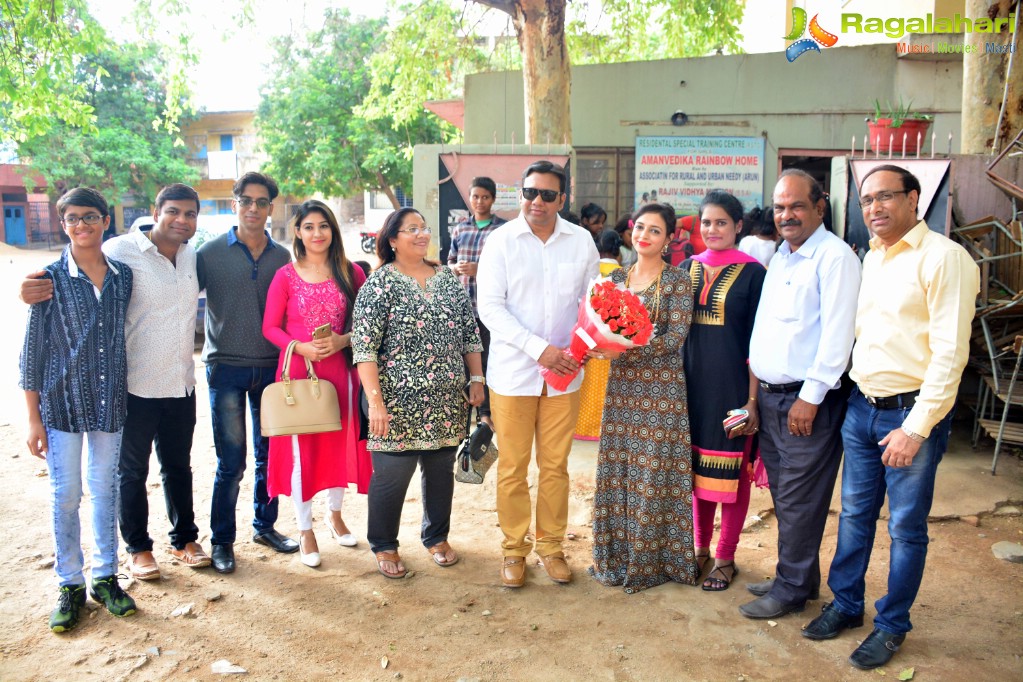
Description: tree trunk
375,170,401,209
476,0,572,145
962,0,1023,154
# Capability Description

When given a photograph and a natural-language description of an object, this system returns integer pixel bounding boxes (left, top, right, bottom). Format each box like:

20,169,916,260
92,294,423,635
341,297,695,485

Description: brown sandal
127,551,161,581
427,541,459,567
375,550,407,579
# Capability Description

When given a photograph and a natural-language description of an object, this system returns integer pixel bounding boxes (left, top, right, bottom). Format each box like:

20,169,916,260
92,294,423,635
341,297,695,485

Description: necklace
626,263,663,291
300,259,331,279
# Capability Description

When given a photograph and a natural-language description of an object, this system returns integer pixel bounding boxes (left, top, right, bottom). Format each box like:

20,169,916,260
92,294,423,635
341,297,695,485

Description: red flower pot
867,118,932,154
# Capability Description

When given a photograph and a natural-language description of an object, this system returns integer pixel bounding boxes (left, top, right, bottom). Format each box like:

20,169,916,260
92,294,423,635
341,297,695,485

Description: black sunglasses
521,187,561,203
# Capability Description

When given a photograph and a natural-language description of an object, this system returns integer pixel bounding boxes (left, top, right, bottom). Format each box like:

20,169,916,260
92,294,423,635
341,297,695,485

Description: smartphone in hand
722,408,749,436
312,323,332,340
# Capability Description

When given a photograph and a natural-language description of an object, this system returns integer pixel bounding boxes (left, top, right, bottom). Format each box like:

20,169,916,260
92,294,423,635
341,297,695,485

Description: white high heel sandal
327,519,358,547
299,533,321,568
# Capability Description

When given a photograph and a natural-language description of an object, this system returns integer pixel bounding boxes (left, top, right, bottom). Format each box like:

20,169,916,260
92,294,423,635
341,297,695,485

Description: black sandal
702,562,738,591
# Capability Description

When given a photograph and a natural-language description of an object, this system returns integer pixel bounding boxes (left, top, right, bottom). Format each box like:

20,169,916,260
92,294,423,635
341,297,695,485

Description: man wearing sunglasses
477,160,599,588
802,165,978,670
197,172,297,573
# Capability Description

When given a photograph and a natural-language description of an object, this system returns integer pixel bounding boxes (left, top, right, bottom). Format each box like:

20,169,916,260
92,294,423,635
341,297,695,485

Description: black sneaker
49,584,86,633
90,575,137,617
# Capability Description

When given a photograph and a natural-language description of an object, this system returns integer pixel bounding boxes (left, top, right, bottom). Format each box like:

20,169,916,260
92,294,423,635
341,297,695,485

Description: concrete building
179,111,288,226
414,40,965,253
0,164,52,246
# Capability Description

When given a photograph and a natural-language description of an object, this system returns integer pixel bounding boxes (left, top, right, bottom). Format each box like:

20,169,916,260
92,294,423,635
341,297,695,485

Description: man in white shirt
741,170,861,620
477,160,599,588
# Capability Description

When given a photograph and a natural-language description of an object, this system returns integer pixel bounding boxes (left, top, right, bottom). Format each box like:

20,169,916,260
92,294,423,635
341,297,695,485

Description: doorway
4,206,25,245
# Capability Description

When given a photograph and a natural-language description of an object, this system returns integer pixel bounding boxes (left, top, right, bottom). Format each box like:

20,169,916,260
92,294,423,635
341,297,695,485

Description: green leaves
256,8,450,204
15,40,198,204
567,0,746,65
360,0,489,128
0,0,106,143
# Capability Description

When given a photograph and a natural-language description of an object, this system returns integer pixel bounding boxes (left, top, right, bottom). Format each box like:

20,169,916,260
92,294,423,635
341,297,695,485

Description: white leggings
290,435,345,532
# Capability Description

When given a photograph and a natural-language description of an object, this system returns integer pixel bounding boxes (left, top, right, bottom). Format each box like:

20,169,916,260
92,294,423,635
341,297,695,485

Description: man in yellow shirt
802,165,979,670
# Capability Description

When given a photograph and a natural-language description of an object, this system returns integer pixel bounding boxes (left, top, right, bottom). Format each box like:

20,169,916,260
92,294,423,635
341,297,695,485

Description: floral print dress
589,265,699,593
351,263,483,452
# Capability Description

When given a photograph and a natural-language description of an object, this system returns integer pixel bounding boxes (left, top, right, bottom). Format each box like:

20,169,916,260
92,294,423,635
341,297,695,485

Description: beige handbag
260,340,342,437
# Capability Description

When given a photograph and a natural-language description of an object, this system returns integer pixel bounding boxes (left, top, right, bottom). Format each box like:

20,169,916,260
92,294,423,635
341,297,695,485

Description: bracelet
469,375,486,385
748,396,757,402
369,403,386,410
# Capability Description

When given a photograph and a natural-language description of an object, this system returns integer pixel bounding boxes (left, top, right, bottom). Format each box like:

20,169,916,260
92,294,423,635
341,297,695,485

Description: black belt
862,390,919,410
759,381,803,394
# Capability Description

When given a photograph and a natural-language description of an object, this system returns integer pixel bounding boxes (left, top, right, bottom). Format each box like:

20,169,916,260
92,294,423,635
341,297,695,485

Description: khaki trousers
490,389,581,557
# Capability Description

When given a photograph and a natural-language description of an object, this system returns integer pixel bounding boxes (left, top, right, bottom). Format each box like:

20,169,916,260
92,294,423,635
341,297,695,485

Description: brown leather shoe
127,551,161,580
169,542,212,569
538,551,572,584
501,556,526,588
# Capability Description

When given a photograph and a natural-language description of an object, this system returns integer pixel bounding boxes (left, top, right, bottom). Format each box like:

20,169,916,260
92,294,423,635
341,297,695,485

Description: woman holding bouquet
589,203,699,593
683,190,766,591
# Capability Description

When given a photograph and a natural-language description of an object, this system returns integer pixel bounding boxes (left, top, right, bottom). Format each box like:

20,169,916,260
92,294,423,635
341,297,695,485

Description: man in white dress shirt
740,169,862,620
477,160,599,588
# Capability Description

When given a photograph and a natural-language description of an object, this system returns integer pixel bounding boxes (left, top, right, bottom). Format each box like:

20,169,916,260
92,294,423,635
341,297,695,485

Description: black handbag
454,410,497,484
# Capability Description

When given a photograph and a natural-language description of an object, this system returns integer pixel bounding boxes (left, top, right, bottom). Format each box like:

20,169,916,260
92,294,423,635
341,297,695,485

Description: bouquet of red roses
540,277,655,391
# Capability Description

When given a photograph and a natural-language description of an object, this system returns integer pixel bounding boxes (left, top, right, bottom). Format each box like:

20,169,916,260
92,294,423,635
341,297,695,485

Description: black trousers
757,387,847,605
367,447,456,554
118,392,199,553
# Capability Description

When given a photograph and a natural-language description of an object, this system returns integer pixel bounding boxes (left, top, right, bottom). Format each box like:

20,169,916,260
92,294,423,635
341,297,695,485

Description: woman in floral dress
353,208,483,579
589,203,699,593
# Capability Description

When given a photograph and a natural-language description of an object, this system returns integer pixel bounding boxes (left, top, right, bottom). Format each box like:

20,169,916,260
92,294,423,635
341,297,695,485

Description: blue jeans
46,429,122,587
827,388,952,635
207,363,278,545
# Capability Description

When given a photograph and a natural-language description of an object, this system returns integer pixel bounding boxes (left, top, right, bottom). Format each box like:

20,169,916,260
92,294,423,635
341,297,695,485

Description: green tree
256,8,451,208
370,0,746,144
16,41,198,204
567,0,745,65
0,0,106,143
359,0,491,126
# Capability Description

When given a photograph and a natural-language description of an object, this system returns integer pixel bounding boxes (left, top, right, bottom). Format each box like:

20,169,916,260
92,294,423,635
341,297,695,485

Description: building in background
0,164,55,247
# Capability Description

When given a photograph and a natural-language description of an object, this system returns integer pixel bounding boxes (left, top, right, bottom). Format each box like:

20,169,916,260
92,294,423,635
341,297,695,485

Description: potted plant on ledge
867,98,933,154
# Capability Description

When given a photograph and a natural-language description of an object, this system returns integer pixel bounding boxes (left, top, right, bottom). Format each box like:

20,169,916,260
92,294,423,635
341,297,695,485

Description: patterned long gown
589,265,698,593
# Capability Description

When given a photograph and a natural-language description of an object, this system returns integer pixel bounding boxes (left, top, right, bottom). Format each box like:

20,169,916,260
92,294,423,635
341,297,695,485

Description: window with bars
574,148,636,224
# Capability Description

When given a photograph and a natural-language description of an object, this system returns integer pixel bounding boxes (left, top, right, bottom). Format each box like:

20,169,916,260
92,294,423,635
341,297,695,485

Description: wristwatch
470,375,486,385
900,425,925,443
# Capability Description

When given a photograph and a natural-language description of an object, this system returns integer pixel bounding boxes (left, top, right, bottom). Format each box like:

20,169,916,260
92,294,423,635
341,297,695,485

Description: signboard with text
634,136,765,216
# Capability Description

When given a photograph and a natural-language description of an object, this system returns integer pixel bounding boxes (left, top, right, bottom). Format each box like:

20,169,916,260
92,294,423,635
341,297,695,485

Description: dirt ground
0,239,1021,682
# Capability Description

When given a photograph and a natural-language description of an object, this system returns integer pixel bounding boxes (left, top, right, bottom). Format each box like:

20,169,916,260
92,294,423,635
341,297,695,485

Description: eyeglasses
62,214,104,226
521,187,561,203
236,197,271,209
858,190,907,208
398,227,432,236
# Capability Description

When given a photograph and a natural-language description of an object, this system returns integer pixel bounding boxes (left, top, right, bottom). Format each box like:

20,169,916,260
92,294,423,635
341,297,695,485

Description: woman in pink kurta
262,200,371,567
